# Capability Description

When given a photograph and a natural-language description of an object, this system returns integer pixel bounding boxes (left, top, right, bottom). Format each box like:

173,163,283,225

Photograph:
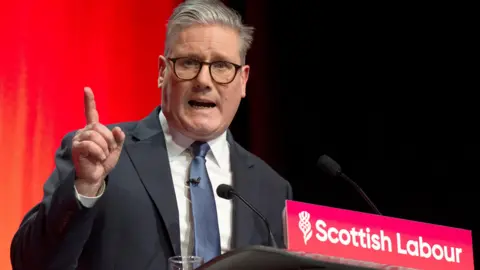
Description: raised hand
71,87,125,196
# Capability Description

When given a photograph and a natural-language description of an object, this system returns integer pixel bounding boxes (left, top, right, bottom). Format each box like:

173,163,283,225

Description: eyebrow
178,52,237,63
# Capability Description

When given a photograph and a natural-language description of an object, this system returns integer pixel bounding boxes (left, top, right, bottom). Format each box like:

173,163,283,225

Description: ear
240,65,250,98
158,55,168,88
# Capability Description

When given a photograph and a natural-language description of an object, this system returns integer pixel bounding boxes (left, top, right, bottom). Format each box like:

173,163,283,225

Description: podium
199,200,474,270
197,245,379,270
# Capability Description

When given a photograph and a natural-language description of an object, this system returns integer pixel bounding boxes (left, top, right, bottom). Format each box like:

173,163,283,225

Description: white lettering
432,244,443,260
420,237,431,259
329,227,339,244
312,219,464,263
380,230,392,252
315,220,391,252
396,235,463,263
315,220,327,242
364,228,370,248
406,238,419,256
350,228,359,247
397,233,406,255
371,233,381,251
443,246,455,262
339,229,351,245
456,248,462,263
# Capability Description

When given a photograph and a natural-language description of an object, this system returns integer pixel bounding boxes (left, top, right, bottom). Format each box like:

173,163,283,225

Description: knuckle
91,123,105,136
86,141,97,149
73,129,85,139
78,141,89,150
83,123,92,131
79,130,91,141
86,130,100,141
90,122,100,131
72,140,80,149
85,123,97,133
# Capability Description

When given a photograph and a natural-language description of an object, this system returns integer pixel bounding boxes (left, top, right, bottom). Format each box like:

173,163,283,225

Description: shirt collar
159,110,229,169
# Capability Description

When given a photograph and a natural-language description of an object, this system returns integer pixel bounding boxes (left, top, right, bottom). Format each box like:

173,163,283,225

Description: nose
194,64,212,90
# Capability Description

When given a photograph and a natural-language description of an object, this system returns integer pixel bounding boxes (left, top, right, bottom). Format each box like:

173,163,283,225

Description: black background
224,0,478,266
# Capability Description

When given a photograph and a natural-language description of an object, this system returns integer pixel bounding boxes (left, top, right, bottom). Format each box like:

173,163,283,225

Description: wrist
74,179,105,197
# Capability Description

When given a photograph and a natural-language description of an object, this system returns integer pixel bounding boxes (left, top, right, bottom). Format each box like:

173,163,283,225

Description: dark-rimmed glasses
168,57,242,84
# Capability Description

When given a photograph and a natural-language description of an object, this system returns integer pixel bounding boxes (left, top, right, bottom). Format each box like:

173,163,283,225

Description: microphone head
216,184,234,200
317,154,342,177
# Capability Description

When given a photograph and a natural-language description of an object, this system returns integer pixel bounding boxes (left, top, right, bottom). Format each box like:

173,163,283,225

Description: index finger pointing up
84,86,99,124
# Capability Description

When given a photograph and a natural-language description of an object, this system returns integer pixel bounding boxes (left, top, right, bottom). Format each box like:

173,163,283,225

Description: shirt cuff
74,180,106,208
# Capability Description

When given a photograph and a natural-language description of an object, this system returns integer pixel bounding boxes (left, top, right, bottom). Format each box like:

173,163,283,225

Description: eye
212,61,232,70
179,58,199,68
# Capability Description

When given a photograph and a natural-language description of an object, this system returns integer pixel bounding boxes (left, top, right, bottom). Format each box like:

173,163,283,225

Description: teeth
189,100,215,108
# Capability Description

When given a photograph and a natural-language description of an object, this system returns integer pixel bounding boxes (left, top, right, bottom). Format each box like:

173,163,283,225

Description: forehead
171,24,241,62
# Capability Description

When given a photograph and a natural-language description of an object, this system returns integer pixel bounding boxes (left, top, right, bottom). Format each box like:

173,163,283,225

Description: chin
183,121,225,140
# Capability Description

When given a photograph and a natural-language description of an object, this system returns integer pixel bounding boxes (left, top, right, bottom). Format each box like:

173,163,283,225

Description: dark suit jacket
10,106,293,270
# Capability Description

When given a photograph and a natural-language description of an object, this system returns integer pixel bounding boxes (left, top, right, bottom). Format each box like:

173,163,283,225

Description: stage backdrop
0,0,181,268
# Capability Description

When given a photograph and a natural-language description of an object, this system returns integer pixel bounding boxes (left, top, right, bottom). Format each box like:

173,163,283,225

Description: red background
0,0,181,268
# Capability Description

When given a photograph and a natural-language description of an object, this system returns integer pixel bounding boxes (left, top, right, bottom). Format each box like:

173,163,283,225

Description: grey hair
164,0,254,64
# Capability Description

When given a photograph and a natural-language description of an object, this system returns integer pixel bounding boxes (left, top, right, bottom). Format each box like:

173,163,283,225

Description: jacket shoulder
234,142,290,187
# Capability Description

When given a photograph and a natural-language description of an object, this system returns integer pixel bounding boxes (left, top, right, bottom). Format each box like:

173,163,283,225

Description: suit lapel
123,107,181,256
122,109,259,254
228,132,261,248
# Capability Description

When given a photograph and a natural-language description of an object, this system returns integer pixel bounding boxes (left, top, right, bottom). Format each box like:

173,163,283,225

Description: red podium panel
285,200,474,270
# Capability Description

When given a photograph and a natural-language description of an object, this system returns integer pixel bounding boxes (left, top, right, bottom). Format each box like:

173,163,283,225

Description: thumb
102,127,125,173
112,127,125,150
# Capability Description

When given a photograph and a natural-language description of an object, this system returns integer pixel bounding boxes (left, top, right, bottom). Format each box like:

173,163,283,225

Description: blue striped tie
189,141,221,263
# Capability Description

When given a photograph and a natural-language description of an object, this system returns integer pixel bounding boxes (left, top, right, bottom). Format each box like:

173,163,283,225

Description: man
10,0,292,269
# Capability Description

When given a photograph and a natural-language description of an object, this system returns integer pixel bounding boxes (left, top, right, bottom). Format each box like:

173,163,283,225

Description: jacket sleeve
10,132,100,270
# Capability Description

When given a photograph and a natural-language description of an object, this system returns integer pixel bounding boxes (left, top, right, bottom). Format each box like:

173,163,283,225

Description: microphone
317,154,382,215
216,184,278,249
187,177,201,186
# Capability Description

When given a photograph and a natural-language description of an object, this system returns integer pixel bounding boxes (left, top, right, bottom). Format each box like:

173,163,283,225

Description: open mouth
188,100,216,109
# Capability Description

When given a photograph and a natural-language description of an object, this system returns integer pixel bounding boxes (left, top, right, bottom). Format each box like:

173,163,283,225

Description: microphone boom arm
340,173,382,215
230,190,279,249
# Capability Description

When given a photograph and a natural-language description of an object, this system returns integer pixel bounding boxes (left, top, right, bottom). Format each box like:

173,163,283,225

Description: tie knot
191,141,210,158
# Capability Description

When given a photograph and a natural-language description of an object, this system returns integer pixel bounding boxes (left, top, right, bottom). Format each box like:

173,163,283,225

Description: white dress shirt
74,110,233,258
